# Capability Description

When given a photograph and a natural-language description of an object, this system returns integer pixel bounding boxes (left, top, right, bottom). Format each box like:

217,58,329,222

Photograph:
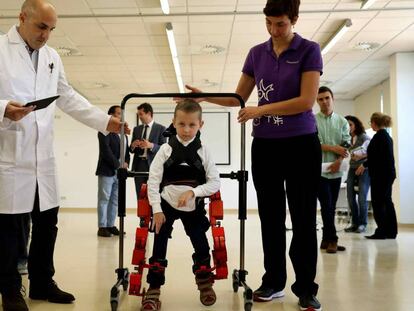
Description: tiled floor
2,209,414,311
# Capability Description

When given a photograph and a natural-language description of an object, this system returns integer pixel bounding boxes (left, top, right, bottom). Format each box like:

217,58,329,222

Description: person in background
96,105,130,237
344,115,371,234
183,0,324,309
0,1,128,310
356,112,397,239
130,103,166,198
316,86,351,254
141,100,220,311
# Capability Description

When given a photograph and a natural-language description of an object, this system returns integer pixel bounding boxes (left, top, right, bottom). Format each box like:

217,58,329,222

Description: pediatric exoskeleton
128,184,228,304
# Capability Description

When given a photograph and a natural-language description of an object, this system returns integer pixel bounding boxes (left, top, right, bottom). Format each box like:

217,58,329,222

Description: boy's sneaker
253,284,284,302
141,288,161,311
298,294,322,311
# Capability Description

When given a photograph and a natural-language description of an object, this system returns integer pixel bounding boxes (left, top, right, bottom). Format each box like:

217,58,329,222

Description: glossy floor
2,210,413,311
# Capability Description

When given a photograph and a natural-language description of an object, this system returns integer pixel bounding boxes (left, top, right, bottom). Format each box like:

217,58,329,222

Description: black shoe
108,226,125,236
365,234,386,240
29,280,75,304
253,284,284,302
97,227,112,237
298,294,322,311
2,291,29,311
344,225,358,233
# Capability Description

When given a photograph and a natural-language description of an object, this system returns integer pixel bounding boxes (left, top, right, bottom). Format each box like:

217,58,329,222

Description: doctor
0,1,128,310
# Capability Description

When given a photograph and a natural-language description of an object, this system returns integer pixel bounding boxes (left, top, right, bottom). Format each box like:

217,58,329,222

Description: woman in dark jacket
356,112,397,239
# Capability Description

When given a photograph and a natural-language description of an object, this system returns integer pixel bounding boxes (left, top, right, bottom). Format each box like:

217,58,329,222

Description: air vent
55,46,82,56
353,42,380,51
200,44,225,55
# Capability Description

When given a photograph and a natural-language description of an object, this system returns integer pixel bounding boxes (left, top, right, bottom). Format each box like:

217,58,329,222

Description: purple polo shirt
242,33,323,138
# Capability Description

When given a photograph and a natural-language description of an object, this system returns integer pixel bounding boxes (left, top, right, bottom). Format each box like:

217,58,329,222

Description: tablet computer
25,95,60,111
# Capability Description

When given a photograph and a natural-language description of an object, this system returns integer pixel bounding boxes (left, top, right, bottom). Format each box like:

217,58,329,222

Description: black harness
161,134,206,189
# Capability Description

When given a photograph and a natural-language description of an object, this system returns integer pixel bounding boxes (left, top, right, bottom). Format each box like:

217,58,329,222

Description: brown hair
345,115,365,136
263,0,300,22
174,99,202,120
371,112,392,128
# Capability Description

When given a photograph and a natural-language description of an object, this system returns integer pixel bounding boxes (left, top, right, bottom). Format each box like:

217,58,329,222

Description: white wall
354,80,390,129
390,53,414,224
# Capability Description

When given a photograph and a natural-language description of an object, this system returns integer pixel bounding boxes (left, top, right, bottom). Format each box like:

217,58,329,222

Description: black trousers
0,186,58,294
318,176,342,242
133,157,149,198
251,133,321,297
370,176,398,237
147,200,211,288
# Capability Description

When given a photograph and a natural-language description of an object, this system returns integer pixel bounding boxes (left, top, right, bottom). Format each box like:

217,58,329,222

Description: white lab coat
0,25,110,214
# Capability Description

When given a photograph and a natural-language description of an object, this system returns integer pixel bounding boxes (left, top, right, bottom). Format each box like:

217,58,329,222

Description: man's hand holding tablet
24,95,60,111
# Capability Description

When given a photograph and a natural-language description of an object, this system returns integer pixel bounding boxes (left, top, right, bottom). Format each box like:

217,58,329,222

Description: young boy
142,100,221,311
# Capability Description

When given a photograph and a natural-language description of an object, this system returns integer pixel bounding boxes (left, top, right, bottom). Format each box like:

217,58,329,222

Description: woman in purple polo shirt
186,1,323,310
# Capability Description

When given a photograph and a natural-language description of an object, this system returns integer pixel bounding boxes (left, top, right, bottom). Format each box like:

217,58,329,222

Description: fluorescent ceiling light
321,19,352,55
160,0,170,15
166,22,184,93
361,0,376,9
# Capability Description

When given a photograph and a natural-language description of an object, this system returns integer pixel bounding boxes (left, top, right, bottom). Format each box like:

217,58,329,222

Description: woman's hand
237,106,261,123
174,85,206,103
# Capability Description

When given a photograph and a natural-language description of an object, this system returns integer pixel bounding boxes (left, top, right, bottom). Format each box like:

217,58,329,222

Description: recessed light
353,42,380,51
55,46,82,57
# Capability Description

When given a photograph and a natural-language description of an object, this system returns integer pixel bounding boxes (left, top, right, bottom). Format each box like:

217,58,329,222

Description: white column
390,52,414,224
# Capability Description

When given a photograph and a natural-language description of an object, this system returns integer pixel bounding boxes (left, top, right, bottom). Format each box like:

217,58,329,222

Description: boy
142,100,221,311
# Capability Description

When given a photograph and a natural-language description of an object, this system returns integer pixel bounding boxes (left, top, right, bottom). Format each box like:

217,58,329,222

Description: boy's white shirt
147,134,221,214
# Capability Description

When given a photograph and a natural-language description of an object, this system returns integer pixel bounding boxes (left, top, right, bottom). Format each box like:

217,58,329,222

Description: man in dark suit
96,105,130,237
130,103,166,197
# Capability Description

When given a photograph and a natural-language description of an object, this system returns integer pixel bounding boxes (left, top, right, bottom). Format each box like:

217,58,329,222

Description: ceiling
1,0,413,105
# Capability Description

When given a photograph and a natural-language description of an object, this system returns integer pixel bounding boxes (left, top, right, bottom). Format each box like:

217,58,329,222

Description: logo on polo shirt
253,115,284,127
286,60,299,64
258,79,274,102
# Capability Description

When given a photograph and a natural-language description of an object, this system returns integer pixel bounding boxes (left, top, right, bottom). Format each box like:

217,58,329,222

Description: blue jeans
347,167,370,227
97,175,118,228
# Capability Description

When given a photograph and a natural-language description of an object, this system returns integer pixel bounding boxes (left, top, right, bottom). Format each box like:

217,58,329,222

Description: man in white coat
0,1,129,310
